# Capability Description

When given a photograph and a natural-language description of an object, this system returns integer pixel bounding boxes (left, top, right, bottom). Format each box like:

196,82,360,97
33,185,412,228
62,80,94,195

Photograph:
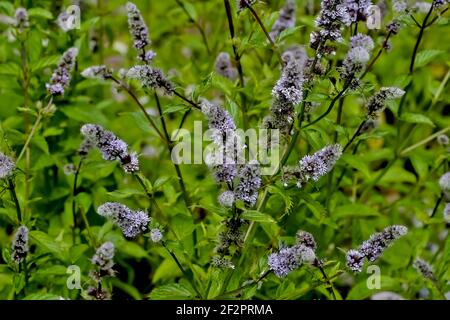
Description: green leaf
0,62,20,76
163,105,188,115
415,50,444,68
107,188,143,199
118,241,149,259
400,113,435,127
30,231,63,254
241,210,275,223
28,8,53,19
334,203,380,219
31,55,60,73
149,283,194,300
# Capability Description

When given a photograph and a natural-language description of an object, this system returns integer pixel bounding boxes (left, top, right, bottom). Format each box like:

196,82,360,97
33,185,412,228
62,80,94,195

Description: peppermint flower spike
126,2,150,51
80,124,140,173
46,47,78,96
366,87,405,119
345,0,373,23
347,225,408,272
0,152,16,179
444,203,450,223
215,52,238,81
272,51,304,105
11,226,29,264
296,230,317,251
413,258,435,281
269,0,296,41
235,160,262,207
218,190,235,207
126,65,174,96
150,228,163,243
92,241,115,272
310,0,352,55
81,65,113,80
15,8,29,32
268,244,316,278
285,144,342,188
97,202,150,238
439,172,450,193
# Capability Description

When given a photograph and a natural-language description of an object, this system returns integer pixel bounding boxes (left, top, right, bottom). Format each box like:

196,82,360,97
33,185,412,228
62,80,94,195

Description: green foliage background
0,0,449,300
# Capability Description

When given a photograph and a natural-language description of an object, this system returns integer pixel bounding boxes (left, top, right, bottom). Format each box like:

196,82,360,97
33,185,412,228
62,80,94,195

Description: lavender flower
444,203,450,223
366,87,405,119
313,0,351,48
346,249,365,272
413,258,435,281
296,230,317,251
46,47,78,96
150,228,163,243
0,152,16,179
341,34,373,83
218,190,236,207
14,8,29,31
268,244,316,277
215,52,238,81
97,202,150,238
433,0,449,9
212,255,235,269
272,51,304,105
235,160,262,207
284,144,342,188
91,241,115,274
127,65,174,95
63,163,77,175
437,134,449,146
81,65,112,80
387,21,401,35
215,218,246,255
345,0,372,22
201,100,236,134
126,2,149,51
392,0,408,12
11,226,29,264
264,49,306,134
80,124,139,173
371,291,405,300
347,225,408,272
86,287,111,300
439,172,450,193
269,0,296,41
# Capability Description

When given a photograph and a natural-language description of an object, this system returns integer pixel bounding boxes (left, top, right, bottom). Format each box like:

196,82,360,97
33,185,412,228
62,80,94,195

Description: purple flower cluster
126,2,156,62
310,0,351,53
366,87,405,119
215,218,246,256
263,48,306,134
81,65,113,80
235,160,262,207
97,202,150,238
0,152,15,179
215,52,238,81
91,241,116,277
46,47,78,96
413,258,435,281
269,0,296,41
14,8,29,31
283,144,343,188
268,230,317,277
11,226,29,264
346,225,408,272
345,0,372,22
127,65,174,96
80,124,139,173
340,33,374,84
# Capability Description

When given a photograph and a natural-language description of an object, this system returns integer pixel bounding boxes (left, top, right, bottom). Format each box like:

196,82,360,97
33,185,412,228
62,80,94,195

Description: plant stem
8,178,22,223
109,77,166,142
244,3,283,65
174,0,211,54
399,127,450,156
173,90,201,110
71,160,82,244
315,260,337,300
409,6,434,74
342,119,367,152
430,193,443,219
215,269,271,299
162,241,203,299
224,0,248,129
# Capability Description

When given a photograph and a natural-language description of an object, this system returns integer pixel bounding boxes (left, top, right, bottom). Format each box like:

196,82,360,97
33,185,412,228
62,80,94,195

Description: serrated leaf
241,210,275,223
400,113,435,127
149,283,194,300
415,50,444,68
